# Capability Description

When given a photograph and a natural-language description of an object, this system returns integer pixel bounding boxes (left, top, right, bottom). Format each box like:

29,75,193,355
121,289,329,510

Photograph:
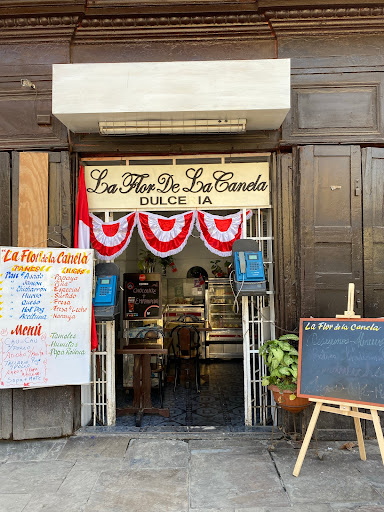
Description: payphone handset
93,275,118,307
234,250,265,282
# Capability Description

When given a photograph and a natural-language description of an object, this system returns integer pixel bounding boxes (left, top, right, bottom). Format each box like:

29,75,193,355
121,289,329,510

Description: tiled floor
116,360,245,429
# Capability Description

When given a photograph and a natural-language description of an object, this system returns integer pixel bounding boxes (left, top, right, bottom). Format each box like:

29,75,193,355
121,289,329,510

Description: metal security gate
242,207,275,426
91,321,116,426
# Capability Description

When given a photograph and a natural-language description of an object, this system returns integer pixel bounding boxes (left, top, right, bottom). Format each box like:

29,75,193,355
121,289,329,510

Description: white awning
52,59,290,134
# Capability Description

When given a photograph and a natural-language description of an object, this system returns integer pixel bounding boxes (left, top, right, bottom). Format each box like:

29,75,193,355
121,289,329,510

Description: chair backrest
144,330,159,341
176,326,200,358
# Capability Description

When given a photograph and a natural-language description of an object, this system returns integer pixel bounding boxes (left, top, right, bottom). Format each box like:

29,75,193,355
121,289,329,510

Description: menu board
0,247,93,389
123,273,162,320
298,318,384,406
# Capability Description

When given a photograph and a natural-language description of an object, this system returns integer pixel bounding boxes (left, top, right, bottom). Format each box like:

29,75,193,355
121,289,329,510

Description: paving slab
86,468,188,512
124,438,188,468
0,460,74,494
189,440,289,509
57,468,100,498
0,439,66,462
69,456,126,472
58,435,129,460
190,509,235,512
0,493,31,512
331,506,384,512
189,439,269,453
235,506,332,511
24,493,90,512
0,435,383,512
271,442,384,506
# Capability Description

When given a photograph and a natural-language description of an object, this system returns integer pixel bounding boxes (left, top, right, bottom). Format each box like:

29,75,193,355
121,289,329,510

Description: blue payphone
231,240,267,296
233,250,265,283
93,275,118,307
93,262,120,320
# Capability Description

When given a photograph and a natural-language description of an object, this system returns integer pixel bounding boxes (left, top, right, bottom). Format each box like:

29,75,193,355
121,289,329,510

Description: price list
0,247,93,389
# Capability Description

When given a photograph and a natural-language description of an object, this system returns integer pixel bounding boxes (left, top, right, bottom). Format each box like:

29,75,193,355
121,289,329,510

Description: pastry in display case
205,278,243,359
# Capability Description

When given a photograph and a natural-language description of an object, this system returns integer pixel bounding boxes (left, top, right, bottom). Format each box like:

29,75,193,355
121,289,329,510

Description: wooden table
116,346,169,426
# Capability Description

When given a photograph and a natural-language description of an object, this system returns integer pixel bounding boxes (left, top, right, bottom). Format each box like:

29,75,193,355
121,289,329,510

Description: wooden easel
293,283,384,477
335,283,361,319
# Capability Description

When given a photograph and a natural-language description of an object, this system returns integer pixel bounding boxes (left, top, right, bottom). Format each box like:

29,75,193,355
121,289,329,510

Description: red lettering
10,323,42,336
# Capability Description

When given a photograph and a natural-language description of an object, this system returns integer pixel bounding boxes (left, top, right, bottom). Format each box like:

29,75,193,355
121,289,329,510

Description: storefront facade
1,0,384,438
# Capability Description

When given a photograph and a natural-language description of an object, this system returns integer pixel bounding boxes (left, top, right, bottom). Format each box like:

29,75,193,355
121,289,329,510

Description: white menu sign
0,247,93,389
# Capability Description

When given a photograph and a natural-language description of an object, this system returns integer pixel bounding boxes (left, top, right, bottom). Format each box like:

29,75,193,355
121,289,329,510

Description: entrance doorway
85,154,274,429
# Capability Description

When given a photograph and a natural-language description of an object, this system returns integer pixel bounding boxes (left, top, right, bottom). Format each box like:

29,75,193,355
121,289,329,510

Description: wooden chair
173,325,201,392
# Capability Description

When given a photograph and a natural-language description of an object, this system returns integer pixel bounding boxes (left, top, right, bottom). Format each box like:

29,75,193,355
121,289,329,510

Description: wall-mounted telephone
234,251,265,282
93,275,118,307
231,240,267,297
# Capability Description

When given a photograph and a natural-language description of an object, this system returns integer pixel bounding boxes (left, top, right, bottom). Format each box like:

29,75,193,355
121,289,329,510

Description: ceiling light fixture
98,119,247,135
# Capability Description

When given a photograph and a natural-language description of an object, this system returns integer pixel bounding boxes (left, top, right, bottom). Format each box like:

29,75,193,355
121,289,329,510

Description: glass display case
205,278,243,359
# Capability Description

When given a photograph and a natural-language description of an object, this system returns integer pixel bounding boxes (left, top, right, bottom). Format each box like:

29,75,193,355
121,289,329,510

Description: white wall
115,229,230,281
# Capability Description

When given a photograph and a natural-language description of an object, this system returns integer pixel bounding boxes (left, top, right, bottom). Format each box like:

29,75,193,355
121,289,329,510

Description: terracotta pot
269,385,310,414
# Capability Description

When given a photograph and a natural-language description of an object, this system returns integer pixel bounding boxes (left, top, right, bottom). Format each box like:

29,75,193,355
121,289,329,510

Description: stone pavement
1,433,384,512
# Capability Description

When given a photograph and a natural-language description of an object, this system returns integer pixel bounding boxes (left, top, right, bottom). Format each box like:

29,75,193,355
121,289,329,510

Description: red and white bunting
196,210,252,256
89,212,137,260
137,211,196,257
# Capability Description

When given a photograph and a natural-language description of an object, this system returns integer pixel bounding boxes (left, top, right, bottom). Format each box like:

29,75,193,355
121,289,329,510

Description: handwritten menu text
0,247,93,388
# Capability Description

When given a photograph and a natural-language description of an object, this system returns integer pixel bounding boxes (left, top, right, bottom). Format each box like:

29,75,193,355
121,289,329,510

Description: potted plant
159,256,177,276
260,334,310,413
138,250,158,273
210,260,224,277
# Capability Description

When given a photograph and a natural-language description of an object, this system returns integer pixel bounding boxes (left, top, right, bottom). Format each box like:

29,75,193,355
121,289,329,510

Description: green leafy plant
159,255,176,275
259,334,299,400
138,250,158,273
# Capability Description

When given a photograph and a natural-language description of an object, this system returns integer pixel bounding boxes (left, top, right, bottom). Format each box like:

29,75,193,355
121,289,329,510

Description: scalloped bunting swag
89,212,137,260
196,210,252,256
137,211,196,257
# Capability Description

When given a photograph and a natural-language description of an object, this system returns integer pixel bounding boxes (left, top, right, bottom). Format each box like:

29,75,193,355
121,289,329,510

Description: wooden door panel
9,151,78,439
273,152,300,332
363,148,384,317
300,145,363,318
0,153,11,246
0,153,12,439
13,387,74,440
0,389,12,440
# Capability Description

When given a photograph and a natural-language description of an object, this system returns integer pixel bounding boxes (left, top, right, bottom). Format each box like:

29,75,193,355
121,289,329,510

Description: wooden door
363,148,384,317
3,151,79,440
300,146,363,318
0,153,12,439
273,151,300,333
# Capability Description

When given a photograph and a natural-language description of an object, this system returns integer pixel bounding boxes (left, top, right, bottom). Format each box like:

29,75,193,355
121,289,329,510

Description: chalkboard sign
298,318,384,407
123,273,162,320
0,246,93,389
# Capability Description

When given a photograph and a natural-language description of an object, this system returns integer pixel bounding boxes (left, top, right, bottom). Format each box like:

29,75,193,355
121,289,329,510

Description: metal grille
91,320,116,426
242,207,275,426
